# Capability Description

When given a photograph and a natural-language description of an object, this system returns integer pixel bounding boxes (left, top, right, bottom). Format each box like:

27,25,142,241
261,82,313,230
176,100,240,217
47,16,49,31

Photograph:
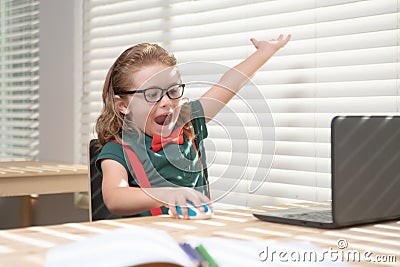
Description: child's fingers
199,193,212,208
250,37,258,48
282,34,291,46
195,193,213,212
194,201,205,213
180,206,189,219
186,191,211,213
177,196,190,219
168,205,180,219
185,194,204,213
251,34,291,49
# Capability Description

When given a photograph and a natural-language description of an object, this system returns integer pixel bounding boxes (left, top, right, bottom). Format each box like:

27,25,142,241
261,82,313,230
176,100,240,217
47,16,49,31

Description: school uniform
96,100,209,217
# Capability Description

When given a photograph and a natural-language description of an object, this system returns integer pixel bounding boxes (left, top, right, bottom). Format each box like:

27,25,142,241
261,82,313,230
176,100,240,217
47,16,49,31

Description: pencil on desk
179,242,205,267
195,244,218,267
188,244,209,267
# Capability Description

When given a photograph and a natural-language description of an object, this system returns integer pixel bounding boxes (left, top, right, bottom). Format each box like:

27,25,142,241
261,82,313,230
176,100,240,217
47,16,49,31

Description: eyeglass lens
144,84,184,102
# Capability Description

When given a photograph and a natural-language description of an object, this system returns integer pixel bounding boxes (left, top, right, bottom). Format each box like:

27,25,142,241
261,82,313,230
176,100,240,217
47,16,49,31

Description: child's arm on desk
200,34,291,122
101,159,210,219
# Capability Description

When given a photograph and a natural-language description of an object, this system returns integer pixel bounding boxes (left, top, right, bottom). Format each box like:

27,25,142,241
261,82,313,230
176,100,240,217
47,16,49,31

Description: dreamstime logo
122,62,275,206
258,239,397,264
336,239,348,249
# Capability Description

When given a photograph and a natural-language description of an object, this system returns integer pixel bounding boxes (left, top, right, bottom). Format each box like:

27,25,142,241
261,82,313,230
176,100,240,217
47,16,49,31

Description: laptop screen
332,116,400,225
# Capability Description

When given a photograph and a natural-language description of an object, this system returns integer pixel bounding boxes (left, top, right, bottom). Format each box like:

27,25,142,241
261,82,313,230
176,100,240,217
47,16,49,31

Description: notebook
45,226,351,267
253,115,400,229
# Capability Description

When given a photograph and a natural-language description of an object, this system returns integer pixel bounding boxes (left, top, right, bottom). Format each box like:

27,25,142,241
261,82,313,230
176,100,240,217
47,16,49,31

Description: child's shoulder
101,140,123,151
98,140,124,159
95,140,127,174
189,99,203,112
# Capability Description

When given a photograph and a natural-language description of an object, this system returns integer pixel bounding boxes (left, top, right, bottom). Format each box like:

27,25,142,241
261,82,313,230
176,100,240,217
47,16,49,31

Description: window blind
82,0,399,207
0,0,39,159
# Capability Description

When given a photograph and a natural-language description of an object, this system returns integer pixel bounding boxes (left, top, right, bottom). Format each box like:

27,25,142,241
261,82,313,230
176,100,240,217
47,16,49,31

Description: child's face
127,63,183,137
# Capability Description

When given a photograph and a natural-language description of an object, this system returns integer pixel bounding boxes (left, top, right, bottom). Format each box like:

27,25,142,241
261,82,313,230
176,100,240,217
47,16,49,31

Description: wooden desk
0,161,88,226
0,204,398,267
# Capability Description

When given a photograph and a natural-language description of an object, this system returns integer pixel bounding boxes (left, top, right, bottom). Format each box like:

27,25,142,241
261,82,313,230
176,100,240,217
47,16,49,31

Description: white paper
45,226,355,267
44,226,194,267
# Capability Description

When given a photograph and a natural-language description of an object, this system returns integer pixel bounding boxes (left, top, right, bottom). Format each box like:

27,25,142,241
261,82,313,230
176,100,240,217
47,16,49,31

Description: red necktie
151,126,184,152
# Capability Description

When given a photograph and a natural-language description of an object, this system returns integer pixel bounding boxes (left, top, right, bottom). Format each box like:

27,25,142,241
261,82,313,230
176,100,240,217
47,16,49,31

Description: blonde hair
95,43,193,147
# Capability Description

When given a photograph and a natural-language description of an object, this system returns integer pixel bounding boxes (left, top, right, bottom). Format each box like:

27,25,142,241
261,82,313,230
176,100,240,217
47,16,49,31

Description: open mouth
154,114,173,126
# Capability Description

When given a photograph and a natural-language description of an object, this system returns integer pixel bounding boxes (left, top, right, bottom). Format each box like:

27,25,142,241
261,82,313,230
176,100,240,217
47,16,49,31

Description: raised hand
250,34,291,53
199,33,291,123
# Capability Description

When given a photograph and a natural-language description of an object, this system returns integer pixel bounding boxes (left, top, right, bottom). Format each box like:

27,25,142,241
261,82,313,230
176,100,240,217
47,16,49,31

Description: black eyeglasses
115,83,185,103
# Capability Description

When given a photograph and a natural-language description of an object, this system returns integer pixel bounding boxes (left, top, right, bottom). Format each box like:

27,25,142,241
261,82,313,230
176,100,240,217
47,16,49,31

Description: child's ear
115,95,129,114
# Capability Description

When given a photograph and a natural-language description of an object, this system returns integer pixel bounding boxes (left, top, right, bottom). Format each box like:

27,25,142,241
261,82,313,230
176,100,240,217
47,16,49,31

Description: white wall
39,0,81,163
35,0,88,226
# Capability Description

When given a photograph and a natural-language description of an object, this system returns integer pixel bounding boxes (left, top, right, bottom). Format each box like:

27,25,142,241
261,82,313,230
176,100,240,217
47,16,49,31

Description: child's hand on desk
153,187,211,219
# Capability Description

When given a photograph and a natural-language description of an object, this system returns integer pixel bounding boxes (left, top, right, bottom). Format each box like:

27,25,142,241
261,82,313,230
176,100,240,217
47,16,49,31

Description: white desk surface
0,203,398,267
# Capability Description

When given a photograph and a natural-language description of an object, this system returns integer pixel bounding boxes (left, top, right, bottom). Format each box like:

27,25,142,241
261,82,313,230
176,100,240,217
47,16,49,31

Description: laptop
253,115,400,229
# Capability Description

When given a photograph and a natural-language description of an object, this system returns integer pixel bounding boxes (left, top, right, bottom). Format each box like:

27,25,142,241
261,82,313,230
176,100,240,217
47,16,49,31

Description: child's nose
158,93,173,107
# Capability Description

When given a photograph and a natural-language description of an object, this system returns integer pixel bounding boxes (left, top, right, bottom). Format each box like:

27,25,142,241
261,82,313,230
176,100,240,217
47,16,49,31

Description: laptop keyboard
284,210,333,223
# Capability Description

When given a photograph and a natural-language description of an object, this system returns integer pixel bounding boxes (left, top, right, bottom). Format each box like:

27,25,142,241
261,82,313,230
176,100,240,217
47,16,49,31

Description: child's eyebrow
142,81,182,89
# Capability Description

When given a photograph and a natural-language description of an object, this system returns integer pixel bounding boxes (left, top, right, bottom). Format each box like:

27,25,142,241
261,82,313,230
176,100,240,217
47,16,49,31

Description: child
95,34,290,219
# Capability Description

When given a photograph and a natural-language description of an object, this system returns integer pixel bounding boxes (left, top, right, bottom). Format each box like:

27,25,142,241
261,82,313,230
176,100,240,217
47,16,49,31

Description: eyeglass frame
115,83,185,103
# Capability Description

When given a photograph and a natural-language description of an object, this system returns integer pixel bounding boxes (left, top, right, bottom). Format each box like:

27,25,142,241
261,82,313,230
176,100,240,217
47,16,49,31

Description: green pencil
195,244,218,267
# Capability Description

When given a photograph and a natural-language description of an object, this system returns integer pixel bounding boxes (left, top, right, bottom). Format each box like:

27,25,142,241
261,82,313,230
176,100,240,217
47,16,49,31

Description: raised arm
199,34,291,122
